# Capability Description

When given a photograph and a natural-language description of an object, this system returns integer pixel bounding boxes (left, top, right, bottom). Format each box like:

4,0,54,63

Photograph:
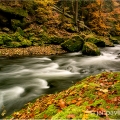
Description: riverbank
0,45,67,58
6,72,120,119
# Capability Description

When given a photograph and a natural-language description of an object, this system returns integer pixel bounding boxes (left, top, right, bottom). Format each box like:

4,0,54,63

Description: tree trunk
62,0,65,24
75,0,78,26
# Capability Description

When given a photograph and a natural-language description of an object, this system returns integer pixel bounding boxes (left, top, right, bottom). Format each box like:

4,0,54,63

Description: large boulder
110,36,119,44
82,42,100,56
49,36,66,45
61,35,84,52
85,34,106,47
102,38,114,47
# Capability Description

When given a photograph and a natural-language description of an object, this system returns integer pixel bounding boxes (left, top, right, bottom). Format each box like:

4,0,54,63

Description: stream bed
0,45,120,118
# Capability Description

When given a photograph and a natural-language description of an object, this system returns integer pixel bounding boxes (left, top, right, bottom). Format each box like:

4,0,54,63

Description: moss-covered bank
6,72,120,119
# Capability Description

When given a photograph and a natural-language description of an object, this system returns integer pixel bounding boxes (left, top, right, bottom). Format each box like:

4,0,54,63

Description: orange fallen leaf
76,101,83,106
58,99,66,109
43,114,48,119
106,106,110,109
66,114,75,119
71,99,77,104
82,111,89,120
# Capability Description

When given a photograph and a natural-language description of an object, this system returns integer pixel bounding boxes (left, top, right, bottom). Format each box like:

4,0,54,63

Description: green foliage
16,27,25,36
21,39,32,47
8,41,21,48
11,20,24,31
82,42,100,56
0,31,32,48
0,36,3,45
2,34,13,46
13,32,24,42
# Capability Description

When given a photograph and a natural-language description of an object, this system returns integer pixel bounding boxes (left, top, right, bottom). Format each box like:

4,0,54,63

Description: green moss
82,42,100,56
8,41,21,48
16,27,25,36
39,33,50,44
13,32,24,42
86,37,106,47
0,36,3,45
52,102,100,119
52,105,85,119
0,4,28,17
2,34,13,46
21,39,32,47
98,36,114,47
49,36,66,45
11,19,25,31
85,34,105,47
61,36,84,52
110,36,119,44
114,82,120,94
70,82,87,90
35,104,57,119
91,99,106,107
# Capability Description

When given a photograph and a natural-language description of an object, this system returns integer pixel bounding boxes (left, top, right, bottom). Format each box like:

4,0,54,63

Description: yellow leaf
99,89,108,93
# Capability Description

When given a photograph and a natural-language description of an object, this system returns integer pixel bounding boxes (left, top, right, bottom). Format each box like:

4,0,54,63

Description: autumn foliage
81,0,120,36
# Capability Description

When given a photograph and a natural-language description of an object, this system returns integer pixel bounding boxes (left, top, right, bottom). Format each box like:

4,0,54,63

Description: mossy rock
86,37,105,47
98,36,114,47
0,4,28,18
82,42,100,56
85,34,105,47
103,39,114,47
110,36,119,44
61,36,84,52
49,36,66,45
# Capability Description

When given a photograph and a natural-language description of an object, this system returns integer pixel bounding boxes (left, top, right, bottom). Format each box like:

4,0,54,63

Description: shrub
0,36,3,45
8,41,21,48
21,39,32,47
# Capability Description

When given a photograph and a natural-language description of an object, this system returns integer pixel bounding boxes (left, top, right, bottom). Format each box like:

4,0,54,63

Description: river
0,45,120,118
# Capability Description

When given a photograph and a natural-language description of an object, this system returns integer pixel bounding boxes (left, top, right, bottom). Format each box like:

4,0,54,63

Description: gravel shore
0,45,67,58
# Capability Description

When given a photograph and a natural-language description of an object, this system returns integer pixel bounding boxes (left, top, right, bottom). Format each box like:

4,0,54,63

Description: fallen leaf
76,101,83,106
71,99,77,104
82,111,89,120
58,99,66,109
100,89,108,93
66,114,75,119
106,106,110,109
43,114,48,119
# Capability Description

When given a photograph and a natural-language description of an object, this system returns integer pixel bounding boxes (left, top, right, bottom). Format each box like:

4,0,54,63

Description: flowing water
0,45,120,118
